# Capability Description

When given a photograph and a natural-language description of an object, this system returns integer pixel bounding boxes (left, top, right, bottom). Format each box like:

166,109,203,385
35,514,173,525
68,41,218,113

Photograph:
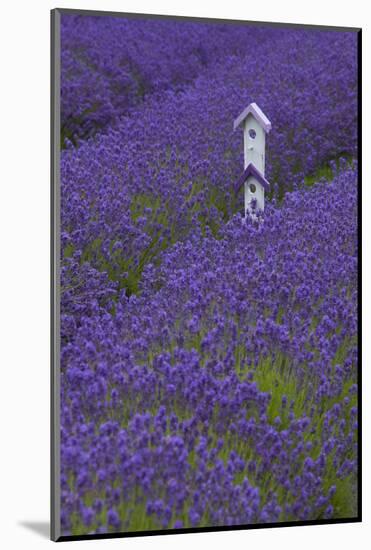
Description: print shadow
19,521,49,539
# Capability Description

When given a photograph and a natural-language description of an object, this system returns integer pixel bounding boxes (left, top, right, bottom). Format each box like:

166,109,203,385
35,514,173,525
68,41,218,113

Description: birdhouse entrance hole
249,183,256,193
248,128,256,139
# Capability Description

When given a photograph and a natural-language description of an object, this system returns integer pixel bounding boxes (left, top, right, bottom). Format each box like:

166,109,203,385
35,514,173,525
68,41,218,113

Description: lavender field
59,14,359,536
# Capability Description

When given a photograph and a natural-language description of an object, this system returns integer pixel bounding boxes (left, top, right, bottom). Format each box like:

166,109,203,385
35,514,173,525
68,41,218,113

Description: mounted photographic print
51,8,361,542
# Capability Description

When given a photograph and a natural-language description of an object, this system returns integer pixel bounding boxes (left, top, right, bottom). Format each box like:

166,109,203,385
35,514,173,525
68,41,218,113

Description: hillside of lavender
60,14,358,535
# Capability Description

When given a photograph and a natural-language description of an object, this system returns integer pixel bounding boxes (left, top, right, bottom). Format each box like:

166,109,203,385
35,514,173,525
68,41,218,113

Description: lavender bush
61,16,266,143
59,14,358,536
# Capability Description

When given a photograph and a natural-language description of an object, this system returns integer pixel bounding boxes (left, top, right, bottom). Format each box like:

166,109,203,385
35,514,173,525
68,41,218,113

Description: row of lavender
60,16,358,535
61,24,357,297
61,16,357,173
61,166,358,534
61,16,273,142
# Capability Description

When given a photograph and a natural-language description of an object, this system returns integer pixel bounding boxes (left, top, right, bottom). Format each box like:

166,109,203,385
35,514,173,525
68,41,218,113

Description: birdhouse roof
234,162,270,194
233,102,272,133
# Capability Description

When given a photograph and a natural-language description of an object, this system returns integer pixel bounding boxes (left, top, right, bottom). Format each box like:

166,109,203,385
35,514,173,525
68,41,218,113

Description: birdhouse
233,102,272,217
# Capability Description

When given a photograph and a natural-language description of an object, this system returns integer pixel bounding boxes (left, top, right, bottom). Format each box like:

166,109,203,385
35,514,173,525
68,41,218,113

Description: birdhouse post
233,103,272,218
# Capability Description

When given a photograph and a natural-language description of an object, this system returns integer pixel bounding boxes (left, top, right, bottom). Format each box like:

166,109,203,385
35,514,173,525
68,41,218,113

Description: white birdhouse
233,102,272,217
